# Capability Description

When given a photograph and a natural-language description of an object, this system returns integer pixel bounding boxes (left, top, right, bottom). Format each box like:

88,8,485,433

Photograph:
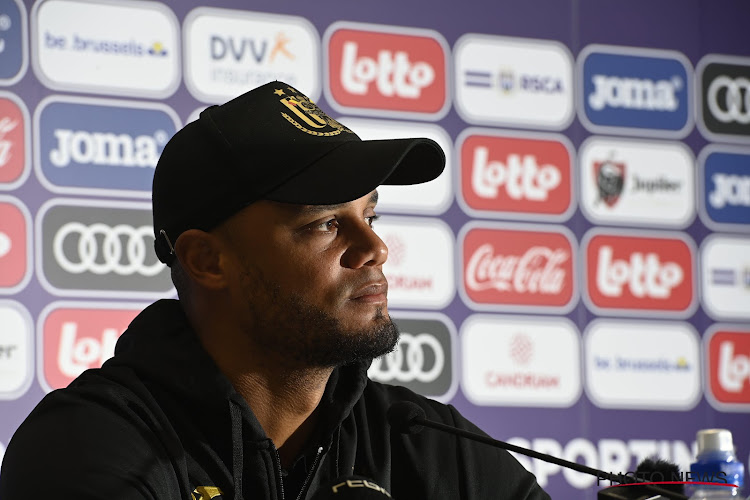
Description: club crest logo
276,87,354,137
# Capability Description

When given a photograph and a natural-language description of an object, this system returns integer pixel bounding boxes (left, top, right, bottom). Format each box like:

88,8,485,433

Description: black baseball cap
152,81,445,265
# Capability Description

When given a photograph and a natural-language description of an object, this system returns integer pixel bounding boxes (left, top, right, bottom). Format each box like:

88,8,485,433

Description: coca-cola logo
461,225,576,311
459,132,573,219
40,303,141,391
325,22,448,116
707,329,750,408
0,95,27,187
584,231,695,315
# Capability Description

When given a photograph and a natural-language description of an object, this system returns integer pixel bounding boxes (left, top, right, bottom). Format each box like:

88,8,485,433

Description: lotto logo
460,224,576,312
325,22,449,117
39,304,141,391
458,131,573,219
0,197,30,293
706,329,750,409
584,231,695,315
0,94,28,188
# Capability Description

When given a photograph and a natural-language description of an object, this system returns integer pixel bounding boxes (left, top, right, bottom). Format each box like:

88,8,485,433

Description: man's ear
173,229,229,290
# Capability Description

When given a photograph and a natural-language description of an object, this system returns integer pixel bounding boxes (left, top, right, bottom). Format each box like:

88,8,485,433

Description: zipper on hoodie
295,446,324,500
272,445,285,500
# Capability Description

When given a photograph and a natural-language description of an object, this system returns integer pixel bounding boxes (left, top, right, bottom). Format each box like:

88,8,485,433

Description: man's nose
341,223,388,269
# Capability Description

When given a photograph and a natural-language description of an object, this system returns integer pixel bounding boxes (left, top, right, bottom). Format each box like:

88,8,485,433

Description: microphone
310,476,393,499
387,401,687,500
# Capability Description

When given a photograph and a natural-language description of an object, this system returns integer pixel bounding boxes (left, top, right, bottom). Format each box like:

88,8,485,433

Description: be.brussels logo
375,216,454,309
324,21,450,119
0,92,29,189
578,45,692,138
698,146,750,231
0,300,33,400
38,302,143,391
582,229,696,317
457,129,575,221
584,319,700,410
579,137,695,228
0,0,27,85
697,55,750,142
36,199,174,298
34,96,179,197
705,326,750,411
368,312,457,402
461,315,581,407
0,196,31,294
184,7,320,104
31,0,180,98
700,235,750,321
459,223,577,314
336,117,453,215
454,34,574,130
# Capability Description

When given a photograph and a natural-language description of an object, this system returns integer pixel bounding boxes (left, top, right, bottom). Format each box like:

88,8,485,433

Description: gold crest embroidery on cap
276,88,354,137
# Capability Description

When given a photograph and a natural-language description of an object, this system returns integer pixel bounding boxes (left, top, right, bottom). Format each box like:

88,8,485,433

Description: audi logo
707,75,750,124
53,222,163,276
369,333,445,383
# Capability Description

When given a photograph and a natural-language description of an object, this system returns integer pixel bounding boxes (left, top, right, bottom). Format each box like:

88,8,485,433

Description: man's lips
350,282,388,302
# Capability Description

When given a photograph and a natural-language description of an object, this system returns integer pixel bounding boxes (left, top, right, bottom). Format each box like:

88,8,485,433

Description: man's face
213,190,398,368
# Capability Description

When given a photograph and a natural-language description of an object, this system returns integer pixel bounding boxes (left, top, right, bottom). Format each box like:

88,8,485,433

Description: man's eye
314,219,339,232
366,214,380,228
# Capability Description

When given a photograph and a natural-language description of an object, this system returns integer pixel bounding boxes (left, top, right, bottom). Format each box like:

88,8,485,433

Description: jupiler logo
588,75,681,111
369,332,444,383
49,128,166,168
596,246,683,298
466,244,568,294
472,147,561,201
594,157,625,207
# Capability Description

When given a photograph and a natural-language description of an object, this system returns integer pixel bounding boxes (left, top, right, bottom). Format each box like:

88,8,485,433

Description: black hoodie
0,300,549,500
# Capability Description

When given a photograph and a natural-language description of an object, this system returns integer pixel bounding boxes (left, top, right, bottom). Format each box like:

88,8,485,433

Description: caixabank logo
0,92,30,190
459,222,577,314
32,0,180,98
696,55,750,143
324,21,450,119
705,326,750,411
34,96,179,197
698,145,750,231
457,129,575,221
37,301,144,392
582,229,696,318
36,199,174,298
578,45,693,138
0,0,28,85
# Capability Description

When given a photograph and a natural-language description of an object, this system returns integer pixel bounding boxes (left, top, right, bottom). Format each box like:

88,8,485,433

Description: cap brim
263,137,445,205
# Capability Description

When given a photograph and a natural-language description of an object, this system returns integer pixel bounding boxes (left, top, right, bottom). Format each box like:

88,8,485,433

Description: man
0,82,549,499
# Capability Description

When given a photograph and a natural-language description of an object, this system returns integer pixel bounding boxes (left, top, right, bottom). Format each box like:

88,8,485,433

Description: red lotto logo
462,226,575,309
460,133,572,216
0,97,26,185
585,233,694,313
0,201,28,289
40,306,141,390
326,24,448,115
708,330,750,407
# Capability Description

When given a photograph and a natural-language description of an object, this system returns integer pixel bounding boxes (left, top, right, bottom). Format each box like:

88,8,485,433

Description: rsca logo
578,45,692,137
699,146,750,230
184,8,320,103
35,97,179,196
697,56,750,142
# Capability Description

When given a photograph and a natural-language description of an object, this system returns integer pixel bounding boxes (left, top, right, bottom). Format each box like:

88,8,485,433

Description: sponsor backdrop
0,0,748,497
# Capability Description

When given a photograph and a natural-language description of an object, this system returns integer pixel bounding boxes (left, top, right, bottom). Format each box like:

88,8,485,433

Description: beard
238,262,399,369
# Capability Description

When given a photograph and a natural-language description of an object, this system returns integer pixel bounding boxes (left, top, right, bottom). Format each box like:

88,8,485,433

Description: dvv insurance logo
454,34,574,130
0,300,33,400
697,55,750,143
184,7,320,104
0,92,30,190
368,312,457,402
0,0,28,85
32,0,180,98
457,128,575,221
38,302,143,392
34,96,179,197
578,45,693,138
36,199,174,298
701,235,750,321
0,196,32,294
705,326,750,411
582,229,696,318
698,146,750,231
324,21,450,120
